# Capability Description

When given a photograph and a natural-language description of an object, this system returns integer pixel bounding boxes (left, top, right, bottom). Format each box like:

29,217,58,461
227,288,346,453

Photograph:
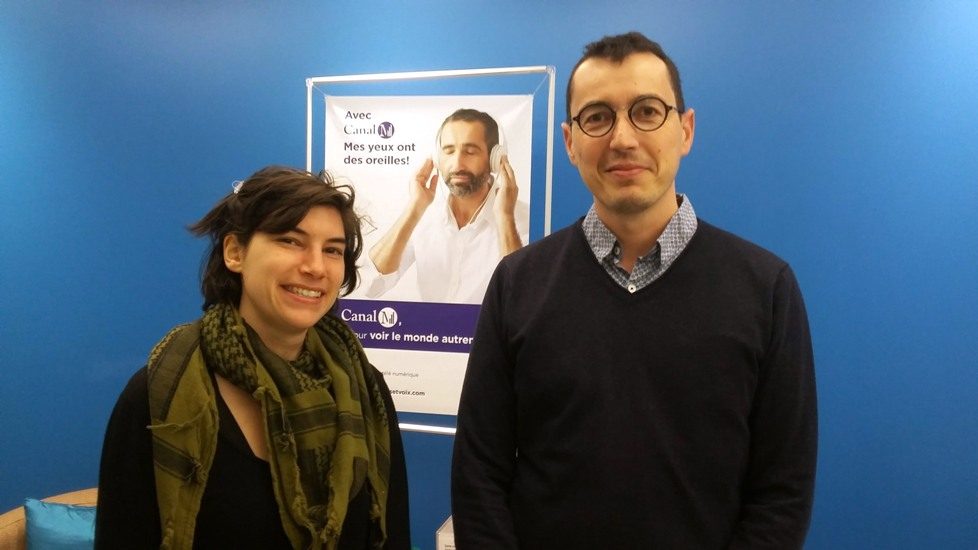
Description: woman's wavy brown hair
188,166,363,310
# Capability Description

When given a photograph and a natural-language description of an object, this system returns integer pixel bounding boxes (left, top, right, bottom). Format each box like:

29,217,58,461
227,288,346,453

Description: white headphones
488,127,508,174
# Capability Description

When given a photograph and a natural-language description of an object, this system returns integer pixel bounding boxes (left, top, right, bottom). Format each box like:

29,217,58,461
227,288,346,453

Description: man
452,32,817,549
365,109,527,304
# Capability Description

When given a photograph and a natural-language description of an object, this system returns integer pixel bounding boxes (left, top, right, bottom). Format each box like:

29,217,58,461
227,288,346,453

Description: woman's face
223,205,347,357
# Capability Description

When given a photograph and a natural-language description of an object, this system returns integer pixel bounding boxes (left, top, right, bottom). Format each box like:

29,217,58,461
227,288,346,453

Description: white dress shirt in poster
365,182,530,304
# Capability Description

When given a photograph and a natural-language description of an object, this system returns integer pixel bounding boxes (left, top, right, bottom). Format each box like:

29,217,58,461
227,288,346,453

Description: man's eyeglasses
571,95,680,138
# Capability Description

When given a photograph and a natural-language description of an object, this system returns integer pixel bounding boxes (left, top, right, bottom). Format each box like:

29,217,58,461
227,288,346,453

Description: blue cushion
23,498,96,550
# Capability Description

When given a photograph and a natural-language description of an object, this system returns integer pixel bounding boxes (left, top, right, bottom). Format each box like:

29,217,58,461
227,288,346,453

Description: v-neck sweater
452,219,817,549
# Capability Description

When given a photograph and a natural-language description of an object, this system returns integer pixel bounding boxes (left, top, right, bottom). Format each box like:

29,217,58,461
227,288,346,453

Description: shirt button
627,284,637,293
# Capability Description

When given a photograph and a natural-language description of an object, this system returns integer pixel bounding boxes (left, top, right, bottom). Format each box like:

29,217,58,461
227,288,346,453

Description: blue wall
2,2,977,548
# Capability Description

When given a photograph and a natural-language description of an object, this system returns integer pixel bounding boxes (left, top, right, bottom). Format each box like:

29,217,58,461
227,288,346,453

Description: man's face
438,120,492,198
562,52,695,221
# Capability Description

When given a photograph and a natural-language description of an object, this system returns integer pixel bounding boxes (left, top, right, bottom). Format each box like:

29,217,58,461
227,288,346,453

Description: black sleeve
94,367,162,549
374,367,412,550
451,269,520,550
728,265,818,549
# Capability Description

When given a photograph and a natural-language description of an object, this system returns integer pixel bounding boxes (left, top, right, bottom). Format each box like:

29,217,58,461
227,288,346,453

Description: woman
95,166,410,549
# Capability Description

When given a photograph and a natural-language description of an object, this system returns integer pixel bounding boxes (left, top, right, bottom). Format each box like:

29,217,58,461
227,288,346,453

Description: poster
325,95,533,414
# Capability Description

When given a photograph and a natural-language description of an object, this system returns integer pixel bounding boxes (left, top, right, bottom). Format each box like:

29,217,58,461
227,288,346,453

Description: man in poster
364,108,527,304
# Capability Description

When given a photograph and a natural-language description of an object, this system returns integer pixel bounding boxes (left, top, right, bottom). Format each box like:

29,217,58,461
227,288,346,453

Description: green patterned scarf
199,303,391,549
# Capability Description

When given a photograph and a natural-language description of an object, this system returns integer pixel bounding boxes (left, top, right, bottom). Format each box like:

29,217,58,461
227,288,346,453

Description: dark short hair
565,31,685,122
437,108,500,154
188,166,363,310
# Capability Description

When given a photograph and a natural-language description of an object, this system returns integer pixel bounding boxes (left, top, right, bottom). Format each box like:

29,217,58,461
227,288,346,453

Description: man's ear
561,122,578,166
223,234,245,273
680,108,696,156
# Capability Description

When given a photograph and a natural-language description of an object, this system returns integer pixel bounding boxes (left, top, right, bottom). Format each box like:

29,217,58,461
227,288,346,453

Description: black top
96,366,410,549
452,220,817,549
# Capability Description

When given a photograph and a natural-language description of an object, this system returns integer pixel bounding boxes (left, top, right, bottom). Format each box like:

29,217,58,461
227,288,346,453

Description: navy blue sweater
452,219,817,549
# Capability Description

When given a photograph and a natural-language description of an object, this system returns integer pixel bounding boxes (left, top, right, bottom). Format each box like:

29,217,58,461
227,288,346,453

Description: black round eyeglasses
571,95,680,137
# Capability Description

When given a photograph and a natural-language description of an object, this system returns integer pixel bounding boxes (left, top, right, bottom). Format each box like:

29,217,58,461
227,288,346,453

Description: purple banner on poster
336,298,480,354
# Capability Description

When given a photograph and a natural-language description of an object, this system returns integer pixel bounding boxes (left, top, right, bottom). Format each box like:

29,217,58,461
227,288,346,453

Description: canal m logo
378,307,398,328
378,122,394,138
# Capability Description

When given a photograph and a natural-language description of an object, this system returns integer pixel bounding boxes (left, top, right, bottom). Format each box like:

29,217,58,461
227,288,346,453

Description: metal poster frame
305,66,555,435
